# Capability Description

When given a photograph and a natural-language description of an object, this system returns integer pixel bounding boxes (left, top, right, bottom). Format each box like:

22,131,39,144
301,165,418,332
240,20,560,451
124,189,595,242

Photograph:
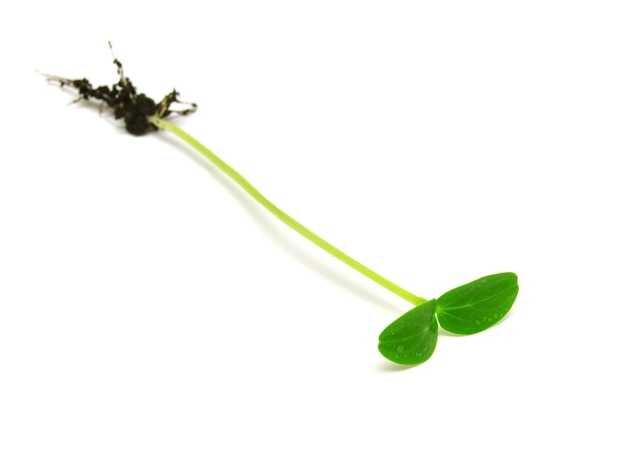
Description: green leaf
378,300,438,365
436,272,519,335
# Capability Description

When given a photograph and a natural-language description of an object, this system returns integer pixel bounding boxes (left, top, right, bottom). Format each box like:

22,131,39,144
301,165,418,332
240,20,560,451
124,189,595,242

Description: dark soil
42,43,197,136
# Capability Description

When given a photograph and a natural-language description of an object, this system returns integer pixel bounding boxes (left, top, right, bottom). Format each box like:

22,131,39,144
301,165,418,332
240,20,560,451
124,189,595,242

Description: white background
1,1,625,467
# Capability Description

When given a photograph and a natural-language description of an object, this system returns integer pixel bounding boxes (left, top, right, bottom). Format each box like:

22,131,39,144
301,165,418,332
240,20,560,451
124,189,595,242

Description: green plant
378,273,518,364
42,46,519,366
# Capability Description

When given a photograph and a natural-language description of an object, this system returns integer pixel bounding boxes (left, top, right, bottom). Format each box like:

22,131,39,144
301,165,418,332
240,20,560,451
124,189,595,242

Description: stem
150,117,427,306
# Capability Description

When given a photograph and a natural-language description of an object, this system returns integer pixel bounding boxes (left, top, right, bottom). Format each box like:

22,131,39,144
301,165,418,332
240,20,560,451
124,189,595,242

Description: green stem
150,117,427,306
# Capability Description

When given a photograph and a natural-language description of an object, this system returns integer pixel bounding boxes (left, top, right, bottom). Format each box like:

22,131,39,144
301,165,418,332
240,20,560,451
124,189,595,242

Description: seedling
42,45,519,366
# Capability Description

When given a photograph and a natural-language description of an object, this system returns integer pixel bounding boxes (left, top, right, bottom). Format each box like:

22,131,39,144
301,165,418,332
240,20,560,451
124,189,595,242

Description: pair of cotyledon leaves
378,272,519,365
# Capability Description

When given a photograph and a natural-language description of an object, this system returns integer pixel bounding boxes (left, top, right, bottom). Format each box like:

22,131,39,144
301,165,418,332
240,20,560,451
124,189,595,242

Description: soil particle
42,43,196,136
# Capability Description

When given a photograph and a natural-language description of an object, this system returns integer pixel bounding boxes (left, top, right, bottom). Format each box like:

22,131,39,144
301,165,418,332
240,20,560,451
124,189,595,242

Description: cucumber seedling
42,44,519,366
